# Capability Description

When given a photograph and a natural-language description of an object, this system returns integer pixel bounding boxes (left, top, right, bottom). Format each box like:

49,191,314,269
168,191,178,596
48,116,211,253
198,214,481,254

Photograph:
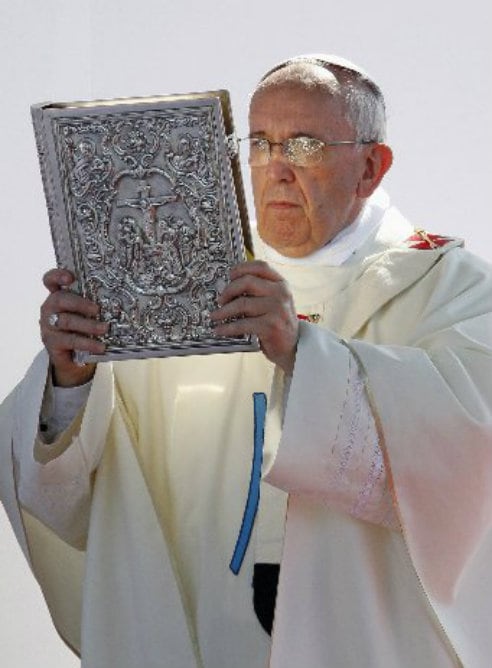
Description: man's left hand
210,260,299,375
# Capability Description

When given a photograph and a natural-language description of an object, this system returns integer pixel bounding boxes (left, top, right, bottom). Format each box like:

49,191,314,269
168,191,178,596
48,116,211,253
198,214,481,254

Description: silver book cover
32,91,258,362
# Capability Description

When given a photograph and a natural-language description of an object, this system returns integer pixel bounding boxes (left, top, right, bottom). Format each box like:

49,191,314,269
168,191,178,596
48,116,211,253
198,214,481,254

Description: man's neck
259,188,390,267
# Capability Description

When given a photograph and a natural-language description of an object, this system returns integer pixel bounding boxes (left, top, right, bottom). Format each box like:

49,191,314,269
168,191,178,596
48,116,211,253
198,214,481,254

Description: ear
356,143,393,198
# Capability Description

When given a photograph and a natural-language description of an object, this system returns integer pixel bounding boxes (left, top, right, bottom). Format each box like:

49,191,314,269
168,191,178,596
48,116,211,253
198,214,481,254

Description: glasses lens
248,138,270,166
245,136,325,166
285,137,324,166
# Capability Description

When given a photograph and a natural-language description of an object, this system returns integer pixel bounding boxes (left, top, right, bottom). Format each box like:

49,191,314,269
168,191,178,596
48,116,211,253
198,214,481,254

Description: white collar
258,188,390,267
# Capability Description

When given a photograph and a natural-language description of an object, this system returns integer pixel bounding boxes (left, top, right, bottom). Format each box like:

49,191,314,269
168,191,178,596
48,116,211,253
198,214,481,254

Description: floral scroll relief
53,106,243,350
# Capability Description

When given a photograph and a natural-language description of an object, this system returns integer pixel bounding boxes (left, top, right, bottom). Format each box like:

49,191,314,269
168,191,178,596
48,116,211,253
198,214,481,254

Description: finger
210,295,274,322
212,318,256,338
40,291,100,322
43,330,107,357
212,312,287,341
44,312,109,337
229,260,284,283
43,268,76,293
218,273,286,307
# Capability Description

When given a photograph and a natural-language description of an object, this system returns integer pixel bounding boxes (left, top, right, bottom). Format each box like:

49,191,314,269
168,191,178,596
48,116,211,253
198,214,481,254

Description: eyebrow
247,131,322,141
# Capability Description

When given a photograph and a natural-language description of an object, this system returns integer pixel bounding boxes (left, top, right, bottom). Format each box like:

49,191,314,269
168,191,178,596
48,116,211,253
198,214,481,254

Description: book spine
31,105,63,268
219,93,252,257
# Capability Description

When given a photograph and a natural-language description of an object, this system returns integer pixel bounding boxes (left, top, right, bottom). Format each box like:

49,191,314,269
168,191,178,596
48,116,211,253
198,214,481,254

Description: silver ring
48,313,60,328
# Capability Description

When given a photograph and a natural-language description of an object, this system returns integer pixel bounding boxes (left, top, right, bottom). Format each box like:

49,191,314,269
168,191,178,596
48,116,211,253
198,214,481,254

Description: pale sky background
0,0,490,665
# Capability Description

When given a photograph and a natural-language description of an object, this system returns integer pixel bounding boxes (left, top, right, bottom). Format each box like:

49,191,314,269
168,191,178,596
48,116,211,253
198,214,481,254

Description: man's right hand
40,269,109,387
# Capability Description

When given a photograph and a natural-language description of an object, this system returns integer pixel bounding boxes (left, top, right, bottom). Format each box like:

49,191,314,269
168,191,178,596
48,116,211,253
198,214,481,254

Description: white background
0,0,490,665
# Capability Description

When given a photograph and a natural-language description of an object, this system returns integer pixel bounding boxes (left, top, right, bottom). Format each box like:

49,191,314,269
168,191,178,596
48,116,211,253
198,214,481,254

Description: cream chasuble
261,209,492,667
1,200,492,667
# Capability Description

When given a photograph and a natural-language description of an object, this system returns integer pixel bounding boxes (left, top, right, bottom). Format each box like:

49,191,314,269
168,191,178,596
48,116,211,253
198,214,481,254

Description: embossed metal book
32,91,258,362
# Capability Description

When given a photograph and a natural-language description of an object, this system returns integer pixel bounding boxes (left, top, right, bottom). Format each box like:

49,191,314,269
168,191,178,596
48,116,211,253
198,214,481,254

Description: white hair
253,55,387,142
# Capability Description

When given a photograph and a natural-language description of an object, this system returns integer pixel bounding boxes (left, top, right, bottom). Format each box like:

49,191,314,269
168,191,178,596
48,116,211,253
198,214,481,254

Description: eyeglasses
240,135,375,167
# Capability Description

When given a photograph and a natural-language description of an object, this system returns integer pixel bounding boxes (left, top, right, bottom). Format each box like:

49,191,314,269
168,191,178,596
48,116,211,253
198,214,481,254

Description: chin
262,235,315,258
258,223,305,255
276,245,314,259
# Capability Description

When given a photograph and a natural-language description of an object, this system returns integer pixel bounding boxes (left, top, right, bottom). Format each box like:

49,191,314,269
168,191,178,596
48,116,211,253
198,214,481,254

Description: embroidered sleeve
325,354,397,528
264,324,398,530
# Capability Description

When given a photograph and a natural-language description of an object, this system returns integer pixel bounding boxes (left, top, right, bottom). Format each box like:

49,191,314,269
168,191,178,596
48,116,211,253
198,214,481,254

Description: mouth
266,200,300,209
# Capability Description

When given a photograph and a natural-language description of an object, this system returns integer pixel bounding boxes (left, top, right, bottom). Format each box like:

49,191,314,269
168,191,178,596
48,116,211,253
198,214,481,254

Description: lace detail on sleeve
327,356,398,529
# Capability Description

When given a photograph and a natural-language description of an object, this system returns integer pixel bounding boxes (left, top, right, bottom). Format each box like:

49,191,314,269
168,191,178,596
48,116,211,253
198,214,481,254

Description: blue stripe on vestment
229,392,267,575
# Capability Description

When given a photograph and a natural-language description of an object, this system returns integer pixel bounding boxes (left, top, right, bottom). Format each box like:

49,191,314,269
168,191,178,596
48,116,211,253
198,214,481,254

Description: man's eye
251,139,268,150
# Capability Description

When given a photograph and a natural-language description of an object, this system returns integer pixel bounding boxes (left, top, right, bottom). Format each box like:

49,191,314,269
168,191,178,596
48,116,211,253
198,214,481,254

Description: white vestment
1,199,492,667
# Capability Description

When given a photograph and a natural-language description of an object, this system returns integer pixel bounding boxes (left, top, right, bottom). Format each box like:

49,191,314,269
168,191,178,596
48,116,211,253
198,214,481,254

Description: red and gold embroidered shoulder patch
406,229,457,250
297,313,321,323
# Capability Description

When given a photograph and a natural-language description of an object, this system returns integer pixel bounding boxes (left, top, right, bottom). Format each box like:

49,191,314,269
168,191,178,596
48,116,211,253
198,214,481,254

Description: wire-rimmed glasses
240,135,375,167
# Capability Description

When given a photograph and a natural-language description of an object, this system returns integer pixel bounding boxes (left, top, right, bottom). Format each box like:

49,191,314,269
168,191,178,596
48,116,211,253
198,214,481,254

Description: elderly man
1,55,492,667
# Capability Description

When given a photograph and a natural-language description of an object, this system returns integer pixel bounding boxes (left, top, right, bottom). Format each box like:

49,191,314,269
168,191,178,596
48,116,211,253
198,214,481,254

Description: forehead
248,84,351,138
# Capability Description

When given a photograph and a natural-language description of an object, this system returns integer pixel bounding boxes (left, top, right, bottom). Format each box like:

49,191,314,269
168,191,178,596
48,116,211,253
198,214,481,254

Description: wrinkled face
249,85,370,257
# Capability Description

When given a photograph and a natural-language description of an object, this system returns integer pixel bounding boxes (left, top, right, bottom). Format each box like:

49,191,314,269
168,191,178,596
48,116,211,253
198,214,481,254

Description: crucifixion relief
117,180,179,242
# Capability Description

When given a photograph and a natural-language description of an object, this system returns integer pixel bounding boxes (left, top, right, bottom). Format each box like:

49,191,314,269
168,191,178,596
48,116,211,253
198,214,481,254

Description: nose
266,144,296,182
